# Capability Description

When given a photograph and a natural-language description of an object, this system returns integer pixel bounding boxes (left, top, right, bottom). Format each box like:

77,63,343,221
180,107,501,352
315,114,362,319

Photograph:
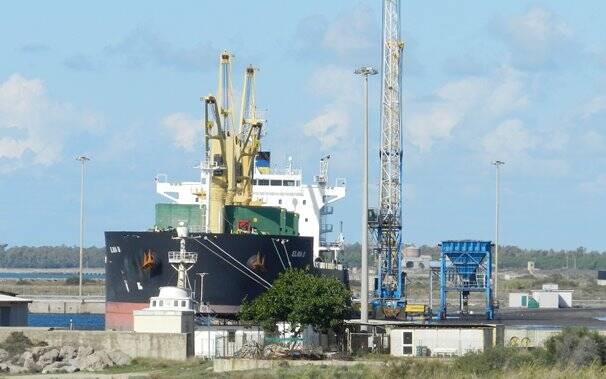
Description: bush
544,327,606,367
454,347,536,375
0,332,46,356
65,276,94,285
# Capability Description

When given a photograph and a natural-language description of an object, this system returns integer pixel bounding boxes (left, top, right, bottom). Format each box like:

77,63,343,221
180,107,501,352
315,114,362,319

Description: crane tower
370,0,405,318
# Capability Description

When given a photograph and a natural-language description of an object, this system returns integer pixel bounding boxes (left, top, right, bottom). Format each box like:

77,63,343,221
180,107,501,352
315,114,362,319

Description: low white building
194,327,264,358
508,293,530,308
0,292,31,326
508,284,573,309
133,287,195,333
390,325,502,357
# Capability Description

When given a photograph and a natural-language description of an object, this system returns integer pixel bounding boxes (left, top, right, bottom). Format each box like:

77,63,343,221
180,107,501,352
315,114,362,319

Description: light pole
492,160,504,305
355,66,378,324
197,273,211,359
76,156,90,298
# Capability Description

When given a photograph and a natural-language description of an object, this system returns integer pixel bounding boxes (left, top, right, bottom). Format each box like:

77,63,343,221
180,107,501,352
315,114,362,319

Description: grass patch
105,357,212,378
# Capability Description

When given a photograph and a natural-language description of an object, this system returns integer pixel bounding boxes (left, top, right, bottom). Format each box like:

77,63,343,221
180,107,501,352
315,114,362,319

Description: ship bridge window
283,180,295,186
152,300,157,307
181,300,187,307
258,179,269,186
295,181,300,186
270,180,282,186
174,300,178,307
252,179,258,185
159,300,164,307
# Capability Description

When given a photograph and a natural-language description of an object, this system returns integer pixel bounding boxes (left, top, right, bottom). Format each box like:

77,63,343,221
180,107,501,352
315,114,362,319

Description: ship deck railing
168,251,198,264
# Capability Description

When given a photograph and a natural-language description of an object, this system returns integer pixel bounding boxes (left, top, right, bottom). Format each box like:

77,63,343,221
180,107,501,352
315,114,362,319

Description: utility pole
492,160,504,305
355,66,378,324
76,156,90,299
197,273,211,359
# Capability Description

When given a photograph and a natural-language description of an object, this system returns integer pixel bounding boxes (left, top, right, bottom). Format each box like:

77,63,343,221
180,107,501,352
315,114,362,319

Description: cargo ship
105,52,348,330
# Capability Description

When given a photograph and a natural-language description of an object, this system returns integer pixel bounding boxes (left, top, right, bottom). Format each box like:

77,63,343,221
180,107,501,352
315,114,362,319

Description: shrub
65,276,94,285
544,327,606,367
0,332,46,356
454,347,536,375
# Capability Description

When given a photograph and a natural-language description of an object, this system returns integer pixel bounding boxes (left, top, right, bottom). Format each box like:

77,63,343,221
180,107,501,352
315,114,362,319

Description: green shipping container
224,205,299,236
155,203,206,232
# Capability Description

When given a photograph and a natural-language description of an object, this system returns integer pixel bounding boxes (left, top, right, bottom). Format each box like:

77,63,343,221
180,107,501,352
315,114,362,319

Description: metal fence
0,284,105,297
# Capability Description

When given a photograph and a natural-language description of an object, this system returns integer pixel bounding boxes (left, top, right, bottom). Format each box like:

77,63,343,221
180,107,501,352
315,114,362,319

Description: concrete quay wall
28,298,105,314
0,328,189,361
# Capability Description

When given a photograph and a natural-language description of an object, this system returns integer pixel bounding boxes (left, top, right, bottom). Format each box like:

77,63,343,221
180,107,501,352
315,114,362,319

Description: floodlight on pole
76,156,90,299
355,66,378,324
492,160,504,306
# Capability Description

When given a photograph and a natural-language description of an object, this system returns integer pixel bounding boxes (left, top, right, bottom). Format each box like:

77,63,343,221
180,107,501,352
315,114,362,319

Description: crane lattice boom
372,0,405,318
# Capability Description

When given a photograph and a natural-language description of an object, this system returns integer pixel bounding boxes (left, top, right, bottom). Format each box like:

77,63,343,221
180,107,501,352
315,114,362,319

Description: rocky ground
0,344,131,375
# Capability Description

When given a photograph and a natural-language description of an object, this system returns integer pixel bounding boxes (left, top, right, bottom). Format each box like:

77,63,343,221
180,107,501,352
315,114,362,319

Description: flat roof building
0,291,32,327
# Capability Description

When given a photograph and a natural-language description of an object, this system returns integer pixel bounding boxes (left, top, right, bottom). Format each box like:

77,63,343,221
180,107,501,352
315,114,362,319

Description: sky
1,1,605,251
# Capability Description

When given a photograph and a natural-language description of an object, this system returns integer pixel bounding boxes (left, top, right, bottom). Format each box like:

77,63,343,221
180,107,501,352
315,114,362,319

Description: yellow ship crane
203,51,264,233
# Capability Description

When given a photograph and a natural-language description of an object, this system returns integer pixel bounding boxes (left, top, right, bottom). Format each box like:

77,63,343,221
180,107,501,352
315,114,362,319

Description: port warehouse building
389,324,502,357
0,291,31,326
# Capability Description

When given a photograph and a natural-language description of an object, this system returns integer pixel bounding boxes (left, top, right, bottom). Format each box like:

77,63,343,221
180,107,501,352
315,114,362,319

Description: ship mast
203,52,264,233
168,223,198,290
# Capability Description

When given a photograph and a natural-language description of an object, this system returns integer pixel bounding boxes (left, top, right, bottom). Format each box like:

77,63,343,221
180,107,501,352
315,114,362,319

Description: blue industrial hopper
438,240,494,320
441,240,491,283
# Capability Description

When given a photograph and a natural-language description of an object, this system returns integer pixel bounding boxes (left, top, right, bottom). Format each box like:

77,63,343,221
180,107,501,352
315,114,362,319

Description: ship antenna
168,222,198,290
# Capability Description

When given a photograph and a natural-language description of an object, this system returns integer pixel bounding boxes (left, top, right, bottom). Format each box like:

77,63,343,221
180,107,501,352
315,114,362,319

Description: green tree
240,269,351,338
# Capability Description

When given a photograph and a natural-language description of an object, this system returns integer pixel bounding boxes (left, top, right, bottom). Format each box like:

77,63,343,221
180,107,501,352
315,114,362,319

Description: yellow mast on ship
202,51,263,233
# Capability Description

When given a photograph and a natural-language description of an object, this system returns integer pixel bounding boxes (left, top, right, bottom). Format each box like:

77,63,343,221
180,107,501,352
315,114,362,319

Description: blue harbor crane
369,0,406,319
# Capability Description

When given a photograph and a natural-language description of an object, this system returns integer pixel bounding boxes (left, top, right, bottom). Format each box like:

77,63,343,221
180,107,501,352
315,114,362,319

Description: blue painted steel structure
369,0,406,319
439,240,494,320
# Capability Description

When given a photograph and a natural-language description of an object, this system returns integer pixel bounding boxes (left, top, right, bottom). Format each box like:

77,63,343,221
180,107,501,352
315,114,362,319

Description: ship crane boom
203,52,264,232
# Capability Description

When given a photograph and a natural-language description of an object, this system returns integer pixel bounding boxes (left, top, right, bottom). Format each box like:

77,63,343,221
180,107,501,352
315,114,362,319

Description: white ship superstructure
155,156,346,260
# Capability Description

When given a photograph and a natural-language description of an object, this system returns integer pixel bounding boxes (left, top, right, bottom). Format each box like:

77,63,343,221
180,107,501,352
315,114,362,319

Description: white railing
168,251,198,264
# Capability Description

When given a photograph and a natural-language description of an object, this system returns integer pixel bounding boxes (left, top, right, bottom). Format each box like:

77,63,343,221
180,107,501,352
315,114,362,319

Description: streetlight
76,156,90,298
355,66,378,324
492,160,504,306
197,273,211,359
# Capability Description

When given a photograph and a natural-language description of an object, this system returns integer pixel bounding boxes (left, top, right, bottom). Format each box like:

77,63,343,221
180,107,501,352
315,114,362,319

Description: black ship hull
105,230,320,330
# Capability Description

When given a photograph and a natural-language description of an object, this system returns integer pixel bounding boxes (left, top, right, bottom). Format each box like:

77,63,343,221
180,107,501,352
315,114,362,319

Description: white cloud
406,104,462,152
104,27,215,71
405,67,529,150
580,96,606,119
482,119,535,159
580,130,606,151
579,174,606,194
293,5,378,62
479,119,570,177
0,74,102,167
321,6,375,56
161,113,201,151
496,7,574,69
302,66,358,149
303,108,349,150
